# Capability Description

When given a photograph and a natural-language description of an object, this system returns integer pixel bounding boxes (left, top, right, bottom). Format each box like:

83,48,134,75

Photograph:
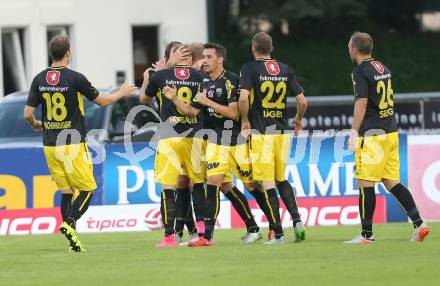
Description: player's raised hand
168,46,191,67
119,82,137,97
152,58,166,71
194,90,208,105
293,116,303,136
143,67,153,82
162,85,177,100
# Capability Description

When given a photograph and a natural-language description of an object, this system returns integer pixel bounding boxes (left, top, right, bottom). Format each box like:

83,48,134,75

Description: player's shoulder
353,59,391,80
58,68,88,83
33,68,50,83
276,60,293,72
241,60,257,70
240,61,258,77
224,70,239,81
352,63,365,77
188,68,205,79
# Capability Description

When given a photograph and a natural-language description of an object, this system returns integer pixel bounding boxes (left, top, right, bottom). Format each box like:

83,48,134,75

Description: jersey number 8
177,87,192,115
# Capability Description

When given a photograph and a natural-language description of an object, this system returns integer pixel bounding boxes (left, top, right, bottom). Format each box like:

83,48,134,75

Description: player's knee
162,184,176,191
177,176,190,188
244,182,257,192
275,180,288,188
207,174,224,187
221,182,234,194
381,179,400,191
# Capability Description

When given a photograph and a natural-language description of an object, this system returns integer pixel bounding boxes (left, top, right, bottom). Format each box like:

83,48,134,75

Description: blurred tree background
209,0,440,95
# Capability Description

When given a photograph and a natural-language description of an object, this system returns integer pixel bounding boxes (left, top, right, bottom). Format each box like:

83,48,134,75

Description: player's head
49,35,71,64
348,32,373,64
164,41,182,63
190,42,204,70
251,32,273,58
202,42,226,74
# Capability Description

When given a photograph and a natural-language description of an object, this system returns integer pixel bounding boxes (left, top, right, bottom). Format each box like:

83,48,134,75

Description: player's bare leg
382,179,430,242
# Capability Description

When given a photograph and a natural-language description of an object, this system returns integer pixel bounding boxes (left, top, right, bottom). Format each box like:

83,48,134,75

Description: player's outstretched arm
195,91,238,120
94,82,137,107
348,98,367,152
293,92,307,135
23,106,42,131
162,85,200,118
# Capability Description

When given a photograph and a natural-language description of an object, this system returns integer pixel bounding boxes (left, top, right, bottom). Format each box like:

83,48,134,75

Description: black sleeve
238,64,254,91
75,73,99,101
227,76,239,104
191,101,203,110
288,68,304,96
352,69,369,99
26,77,40,107
145,73,160,98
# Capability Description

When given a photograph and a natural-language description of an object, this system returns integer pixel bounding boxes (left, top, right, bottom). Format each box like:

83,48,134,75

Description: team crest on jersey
371,61,385,74
174,68,190,80
46,70,60,85
264,61,280,76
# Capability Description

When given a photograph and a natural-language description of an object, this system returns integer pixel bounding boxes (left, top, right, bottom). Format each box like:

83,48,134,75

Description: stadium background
0,0,440,235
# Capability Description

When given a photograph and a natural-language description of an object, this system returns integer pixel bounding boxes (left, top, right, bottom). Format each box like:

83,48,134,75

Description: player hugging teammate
139,34,308,247
25,31,429,252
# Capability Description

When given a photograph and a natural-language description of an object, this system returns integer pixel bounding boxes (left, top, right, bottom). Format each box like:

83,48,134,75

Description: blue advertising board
0,134,408,222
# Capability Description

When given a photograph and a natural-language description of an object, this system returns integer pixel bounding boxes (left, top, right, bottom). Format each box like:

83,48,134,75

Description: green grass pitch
1,222,439,286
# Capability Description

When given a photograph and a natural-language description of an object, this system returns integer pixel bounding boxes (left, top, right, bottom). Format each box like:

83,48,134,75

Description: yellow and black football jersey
239,58,303,133
192,70,243,146
26,67,99,146
145,65,205,138
351,58,398,136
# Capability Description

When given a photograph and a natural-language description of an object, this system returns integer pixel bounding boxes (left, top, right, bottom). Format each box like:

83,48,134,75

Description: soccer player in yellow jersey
345,32,430,243
24,36,136,251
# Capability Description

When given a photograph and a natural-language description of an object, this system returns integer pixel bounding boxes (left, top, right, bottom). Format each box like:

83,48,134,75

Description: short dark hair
49,35,70,62
203,42,227,62
252,32,273,55
190,42,204,61
350,32,373,55
164,41,182,61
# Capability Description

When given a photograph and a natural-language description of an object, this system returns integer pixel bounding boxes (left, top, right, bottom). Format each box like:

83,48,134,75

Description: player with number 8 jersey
143,45,206,246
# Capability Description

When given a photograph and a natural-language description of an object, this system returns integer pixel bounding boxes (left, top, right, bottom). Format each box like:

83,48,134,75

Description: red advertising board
231,196,387,228
0,208,62,235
